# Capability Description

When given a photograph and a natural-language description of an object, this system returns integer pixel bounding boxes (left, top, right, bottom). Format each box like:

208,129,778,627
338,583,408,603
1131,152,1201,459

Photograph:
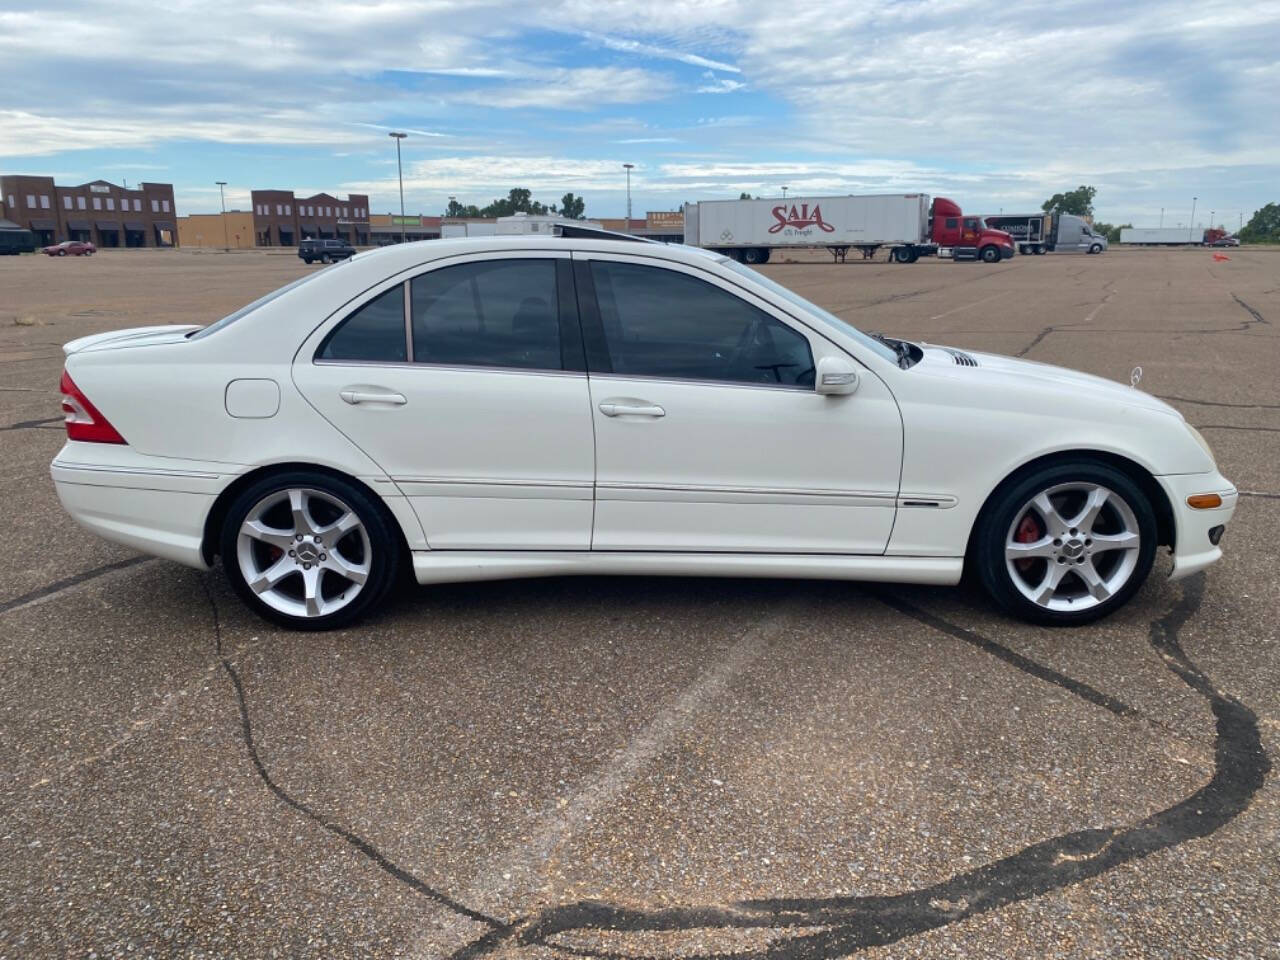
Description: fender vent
943,348,979,367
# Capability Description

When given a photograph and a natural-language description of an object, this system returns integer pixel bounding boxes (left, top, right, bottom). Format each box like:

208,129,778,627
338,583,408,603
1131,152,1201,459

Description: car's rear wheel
320,253,332,264
975,460,1156,625
220,471,400,630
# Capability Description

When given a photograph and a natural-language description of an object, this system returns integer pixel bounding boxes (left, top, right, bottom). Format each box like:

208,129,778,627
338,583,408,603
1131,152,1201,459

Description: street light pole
622,163,634,233
215,181,228,252
781,185,788,200
1189,196,1197,241
389,132,407,244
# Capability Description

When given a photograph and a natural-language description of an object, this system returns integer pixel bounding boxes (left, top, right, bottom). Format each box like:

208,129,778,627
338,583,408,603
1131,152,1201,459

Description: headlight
1185,422,1217,467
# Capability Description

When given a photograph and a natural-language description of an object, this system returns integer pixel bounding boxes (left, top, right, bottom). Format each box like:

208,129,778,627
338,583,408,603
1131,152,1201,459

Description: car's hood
63,325,202,355
916,343,1180,418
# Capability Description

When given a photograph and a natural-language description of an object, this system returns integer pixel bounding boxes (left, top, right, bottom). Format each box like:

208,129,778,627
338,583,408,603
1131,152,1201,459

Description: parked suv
299,238,356,264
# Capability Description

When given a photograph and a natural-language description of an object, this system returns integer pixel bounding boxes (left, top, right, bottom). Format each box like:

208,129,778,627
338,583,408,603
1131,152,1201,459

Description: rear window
187,270,330,340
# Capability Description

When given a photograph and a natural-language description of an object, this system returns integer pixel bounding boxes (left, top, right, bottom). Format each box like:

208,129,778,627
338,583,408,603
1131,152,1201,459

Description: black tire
893,246,914,264
219,470,402,630
742,247,764,264
57,249,67,256
320,253,332,264
980,245,1000,263
974,459,1157,626
1090,243,1103,254
1034,245,1045,255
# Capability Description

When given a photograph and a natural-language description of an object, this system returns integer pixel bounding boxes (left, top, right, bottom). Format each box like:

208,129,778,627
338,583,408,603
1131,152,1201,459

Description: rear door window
317,284,407,362
410,259,562,371
588,261,814,388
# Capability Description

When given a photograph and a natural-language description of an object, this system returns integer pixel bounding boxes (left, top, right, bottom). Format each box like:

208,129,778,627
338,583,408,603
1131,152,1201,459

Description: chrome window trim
586,371,814,394
312,358,586,379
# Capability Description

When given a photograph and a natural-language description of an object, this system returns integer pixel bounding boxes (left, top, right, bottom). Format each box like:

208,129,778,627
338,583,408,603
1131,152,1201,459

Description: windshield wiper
870,332,913,369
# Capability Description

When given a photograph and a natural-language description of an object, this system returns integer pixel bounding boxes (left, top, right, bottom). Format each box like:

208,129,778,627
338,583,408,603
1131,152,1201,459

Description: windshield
717,258,900,364
188,269,329,339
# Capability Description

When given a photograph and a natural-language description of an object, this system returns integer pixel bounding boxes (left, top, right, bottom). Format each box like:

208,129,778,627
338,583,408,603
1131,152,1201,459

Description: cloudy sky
2,0,1277,228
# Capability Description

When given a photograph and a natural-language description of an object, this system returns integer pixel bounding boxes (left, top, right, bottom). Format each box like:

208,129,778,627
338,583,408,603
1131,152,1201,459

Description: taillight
60,370,126,444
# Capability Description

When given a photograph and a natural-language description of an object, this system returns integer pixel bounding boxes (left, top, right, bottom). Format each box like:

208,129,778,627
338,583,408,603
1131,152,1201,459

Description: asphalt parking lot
2,246,1277,959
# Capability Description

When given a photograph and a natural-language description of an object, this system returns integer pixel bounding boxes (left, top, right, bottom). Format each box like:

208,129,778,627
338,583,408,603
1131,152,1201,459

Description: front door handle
340,388,407,406
598,400,665,418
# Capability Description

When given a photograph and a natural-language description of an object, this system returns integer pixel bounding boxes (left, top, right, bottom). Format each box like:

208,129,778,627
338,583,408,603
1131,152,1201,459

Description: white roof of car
345,235,722,277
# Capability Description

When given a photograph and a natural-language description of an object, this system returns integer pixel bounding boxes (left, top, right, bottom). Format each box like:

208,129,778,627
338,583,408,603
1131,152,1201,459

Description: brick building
0,175,178,248
251,190,369,246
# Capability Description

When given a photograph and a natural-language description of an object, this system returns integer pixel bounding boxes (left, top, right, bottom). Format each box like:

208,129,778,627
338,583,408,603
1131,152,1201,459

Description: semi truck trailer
980,212,1107,255
682,194,1013,264
1120,227,1230,245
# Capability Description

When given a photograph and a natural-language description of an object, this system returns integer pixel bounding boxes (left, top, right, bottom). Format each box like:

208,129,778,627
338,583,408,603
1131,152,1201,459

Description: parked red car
42,240,96,257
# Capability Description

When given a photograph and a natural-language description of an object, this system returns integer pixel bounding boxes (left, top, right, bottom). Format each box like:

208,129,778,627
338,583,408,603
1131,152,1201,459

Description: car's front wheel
975,460,1156,625
980,245,1001,263
220,471,401,630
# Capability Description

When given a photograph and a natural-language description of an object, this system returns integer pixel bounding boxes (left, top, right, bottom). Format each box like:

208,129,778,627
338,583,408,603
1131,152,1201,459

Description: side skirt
411,551,963,586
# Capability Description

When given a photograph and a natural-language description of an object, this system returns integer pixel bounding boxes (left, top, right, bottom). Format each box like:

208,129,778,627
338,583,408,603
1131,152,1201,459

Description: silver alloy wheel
1004,482,1141,612
235,487,372,619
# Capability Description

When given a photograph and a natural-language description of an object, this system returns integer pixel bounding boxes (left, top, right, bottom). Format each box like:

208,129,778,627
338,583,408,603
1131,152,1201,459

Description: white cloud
696,71,746,94
454,67,674,109
581,31,740,73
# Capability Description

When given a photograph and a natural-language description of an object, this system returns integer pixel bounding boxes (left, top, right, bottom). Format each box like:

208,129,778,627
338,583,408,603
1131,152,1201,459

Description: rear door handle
598,400,665,418
340,388,407,405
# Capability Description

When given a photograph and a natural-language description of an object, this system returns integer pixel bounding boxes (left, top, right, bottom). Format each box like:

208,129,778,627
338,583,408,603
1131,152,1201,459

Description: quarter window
318,285,407,363
588,261,814,388
411,259,561,370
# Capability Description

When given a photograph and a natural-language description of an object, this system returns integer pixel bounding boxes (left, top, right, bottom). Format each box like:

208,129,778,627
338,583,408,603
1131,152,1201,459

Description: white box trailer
684,194,931,264
1120,227,1205,245
441,220,497,238
494,214,603,235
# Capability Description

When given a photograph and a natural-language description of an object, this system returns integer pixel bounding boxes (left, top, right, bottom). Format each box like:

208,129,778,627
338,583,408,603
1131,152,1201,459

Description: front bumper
1155,470,1238,581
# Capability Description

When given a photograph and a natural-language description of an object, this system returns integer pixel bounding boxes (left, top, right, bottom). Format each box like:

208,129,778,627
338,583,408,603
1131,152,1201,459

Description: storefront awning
153,221,174,231
299,223,318,235
96,220,121,232
277,225,295,234
67,219,91,231
124,221,145,232
30,218,56,230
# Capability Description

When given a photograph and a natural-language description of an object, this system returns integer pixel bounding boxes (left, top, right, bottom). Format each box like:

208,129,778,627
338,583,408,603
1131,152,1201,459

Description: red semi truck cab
929,197,1014,262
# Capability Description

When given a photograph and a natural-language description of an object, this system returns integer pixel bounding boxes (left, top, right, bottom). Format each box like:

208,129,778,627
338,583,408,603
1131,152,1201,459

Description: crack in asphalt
1197,424,1280,433
1159,395,1280,411
204,562,1268,959
0,416,62,432
1231,294,1270,329
0,555,150,615
202,576,510,932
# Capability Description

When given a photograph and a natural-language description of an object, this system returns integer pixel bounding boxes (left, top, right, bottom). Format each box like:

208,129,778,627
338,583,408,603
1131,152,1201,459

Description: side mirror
816,355,859,395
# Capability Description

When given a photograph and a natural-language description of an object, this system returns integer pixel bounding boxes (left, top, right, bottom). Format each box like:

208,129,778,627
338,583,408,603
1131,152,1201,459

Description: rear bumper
51,444,226,570
1156,470,1238,581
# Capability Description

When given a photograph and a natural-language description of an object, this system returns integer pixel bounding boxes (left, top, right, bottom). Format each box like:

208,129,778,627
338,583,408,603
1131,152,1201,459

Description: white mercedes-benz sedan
52,233,1236,629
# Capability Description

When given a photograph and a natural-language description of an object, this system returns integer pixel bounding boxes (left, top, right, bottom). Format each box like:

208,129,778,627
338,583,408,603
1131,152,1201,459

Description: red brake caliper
1013,513,1042,574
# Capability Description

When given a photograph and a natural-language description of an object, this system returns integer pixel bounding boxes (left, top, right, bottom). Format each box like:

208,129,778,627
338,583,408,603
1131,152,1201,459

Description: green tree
1042,185,1097,217
479,188,549,218
559,192,586,219
739,192,754,200
1092,221,1130,243
444,198,467,218
1239,203,1280,244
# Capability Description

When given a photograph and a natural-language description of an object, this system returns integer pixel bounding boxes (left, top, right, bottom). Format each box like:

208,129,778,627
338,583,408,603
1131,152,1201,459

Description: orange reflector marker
1187,493,1223,509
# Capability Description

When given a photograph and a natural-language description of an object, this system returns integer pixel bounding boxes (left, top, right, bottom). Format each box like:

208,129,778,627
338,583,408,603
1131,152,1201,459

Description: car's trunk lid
63,325,202,356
